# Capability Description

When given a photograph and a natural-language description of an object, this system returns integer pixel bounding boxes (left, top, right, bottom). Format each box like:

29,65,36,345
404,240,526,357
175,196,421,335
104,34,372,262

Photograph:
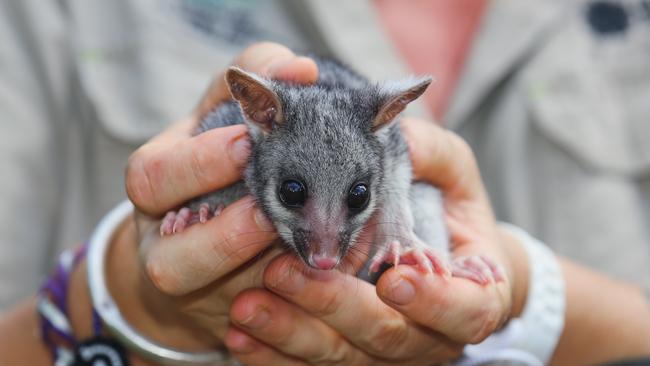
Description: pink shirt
374,0,487,121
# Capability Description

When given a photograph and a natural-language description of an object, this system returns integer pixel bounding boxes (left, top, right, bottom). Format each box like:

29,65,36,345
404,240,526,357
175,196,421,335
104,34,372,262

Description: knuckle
414,336,464,365
314,337,356,366
411,335,467,365
144,253,194,296
268,326,296,350
445,129,469,152
311,291,344,318
446,345,464,360
208,229,257,276
124,150,147,202
246,41,290,55
446,131,478,169
238,42,293,71
467,302,503,344
214,227,246,262
206,235,231,270
363,316,408,355
125,147,160,213
424,292,451,329
144,255,180,295
187,145,215,189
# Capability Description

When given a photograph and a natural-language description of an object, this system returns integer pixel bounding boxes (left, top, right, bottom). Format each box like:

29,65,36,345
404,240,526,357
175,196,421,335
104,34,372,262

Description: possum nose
311,254,338,270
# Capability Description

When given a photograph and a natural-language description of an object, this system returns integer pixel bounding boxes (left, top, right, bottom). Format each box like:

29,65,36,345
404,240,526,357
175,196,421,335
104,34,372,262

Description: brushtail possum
161,57,498,284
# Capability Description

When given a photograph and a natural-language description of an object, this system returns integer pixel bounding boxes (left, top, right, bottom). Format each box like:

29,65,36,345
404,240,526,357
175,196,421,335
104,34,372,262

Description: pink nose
311,255,338,270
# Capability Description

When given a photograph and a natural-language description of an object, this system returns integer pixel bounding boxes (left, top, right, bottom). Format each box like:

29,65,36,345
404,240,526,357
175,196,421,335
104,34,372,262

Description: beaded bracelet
38,244,130,366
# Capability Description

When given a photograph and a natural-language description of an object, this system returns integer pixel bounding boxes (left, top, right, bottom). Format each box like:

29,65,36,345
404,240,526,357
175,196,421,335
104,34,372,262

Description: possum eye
279,180,307,207
348,183,370,211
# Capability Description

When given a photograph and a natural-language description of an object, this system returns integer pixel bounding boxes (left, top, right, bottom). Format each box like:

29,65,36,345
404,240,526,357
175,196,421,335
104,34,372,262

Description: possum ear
226,67,282,133
372,77,432,131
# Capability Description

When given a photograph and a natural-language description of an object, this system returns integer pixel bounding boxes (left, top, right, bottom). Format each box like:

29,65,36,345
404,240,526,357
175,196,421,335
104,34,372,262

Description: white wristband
457,223,565,366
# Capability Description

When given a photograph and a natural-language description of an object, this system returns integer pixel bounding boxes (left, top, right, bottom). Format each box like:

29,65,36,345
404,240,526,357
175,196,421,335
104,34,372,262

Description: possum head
225,67,430,270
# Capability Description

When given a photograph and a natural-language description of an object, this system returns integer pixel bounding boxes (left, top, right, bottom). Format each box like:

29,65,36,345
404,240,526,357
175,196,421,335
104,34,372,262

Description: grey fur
189,57,448,272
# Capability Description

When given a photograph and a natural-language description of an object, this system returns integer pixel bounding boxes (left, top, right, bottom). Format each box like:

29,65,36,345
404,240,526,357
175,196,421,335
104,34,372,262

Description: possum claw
213,204,225,217
368,239,450,276
198,203,210,223
369,240,401,274
160,211,176,236
172,207,191,233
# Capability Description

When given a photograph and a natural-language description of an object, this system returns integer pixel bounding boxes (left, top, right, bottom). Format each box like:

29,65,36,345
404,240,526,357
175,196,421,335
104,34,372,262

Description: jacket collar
284,0,565,125
444,0,566,128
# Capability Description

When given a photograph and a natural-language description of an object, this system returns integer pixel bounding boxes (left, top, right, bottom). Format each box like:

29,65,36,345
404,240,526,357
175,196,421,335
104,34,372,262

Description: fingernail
229,133,250,164
254,208,275,231
239,308,270,329
269,265,305,295
383,276,415,305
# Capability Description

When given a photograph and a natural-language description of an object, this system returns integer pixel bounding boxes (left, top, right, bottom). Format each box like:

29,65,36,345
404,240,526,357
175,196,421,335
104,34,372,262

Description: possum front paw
368,233,505,286
368,234,451,277
451,255,505,285
160,203,225,235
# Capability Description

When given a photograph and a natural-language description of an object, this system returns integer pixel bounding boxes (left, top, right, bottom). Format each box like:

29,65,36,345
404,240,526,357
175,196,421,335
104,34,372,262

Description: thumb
401,117,487,202
376,265,511,344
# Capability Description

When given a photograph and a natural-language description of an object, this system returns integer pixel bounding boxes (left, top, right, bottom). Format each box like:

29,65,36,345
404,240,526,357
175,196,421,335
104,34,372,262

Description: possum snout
293,228,346,270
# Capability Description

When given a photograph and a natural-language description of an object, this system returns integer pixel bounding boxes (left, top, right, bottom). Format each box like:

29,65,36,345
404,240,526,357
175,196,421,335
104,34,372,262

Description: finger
142,196,278,295
263,255,461,360
126,42,318,216
126,124,250,216
401,117,486,201
230,288,367,365
376,265,511,344
224,327,307,366
195,42,318,119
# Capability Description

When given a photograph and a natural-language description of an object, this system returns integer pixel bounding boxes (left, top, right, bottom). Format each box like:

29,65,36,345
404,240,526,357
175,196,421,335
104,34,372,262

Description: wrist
462,224,565,365
499,223,565,364
68,220,153,366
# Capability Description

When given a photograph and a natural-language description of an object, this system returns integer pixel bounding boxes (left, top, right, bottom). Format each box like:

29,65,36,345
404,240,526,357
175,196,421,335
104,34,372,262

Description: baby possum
161,58,498,283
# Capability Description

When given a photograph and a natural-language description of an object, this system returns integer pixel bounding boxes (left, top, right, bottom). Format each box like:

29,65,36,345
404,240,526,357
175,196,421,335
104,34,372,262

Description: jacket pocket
71,0,238,143
524,21,650,178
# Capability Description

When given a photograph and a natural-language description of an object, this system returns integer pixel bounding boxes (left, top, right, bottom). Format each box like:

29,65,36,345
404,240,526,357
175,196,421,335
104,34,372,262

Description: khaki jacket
0,0,648,308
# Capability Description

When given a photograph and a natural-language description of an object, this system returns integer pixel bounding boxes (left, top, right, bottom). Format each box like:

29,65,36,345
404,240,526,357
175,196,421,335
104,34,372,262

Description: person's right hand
220,119,523,366
113,43,319,355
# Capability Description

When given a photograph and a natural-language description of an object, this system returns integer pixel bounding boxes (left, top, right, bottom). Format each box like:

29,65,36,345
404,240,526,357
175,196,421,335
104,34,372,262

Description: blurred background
1,0,648,310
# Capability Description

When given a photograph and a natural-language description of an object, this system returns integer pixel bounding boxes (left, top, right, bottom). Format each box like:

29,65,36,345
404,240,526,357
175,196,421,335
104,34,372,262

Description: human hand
116,42,319,353
224,118,525,365
375,117,519,341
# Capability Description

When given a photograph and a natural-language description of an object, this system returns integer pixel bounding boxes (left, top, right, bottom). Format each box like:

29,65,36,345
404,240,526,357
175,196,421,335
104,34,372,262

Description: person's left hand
224,118,519,365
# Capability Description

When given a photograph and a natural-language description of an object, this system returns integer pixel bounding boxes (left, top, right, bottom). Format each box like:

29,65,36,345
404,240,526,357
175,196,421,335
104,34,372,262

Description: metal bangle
87,200,235,365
